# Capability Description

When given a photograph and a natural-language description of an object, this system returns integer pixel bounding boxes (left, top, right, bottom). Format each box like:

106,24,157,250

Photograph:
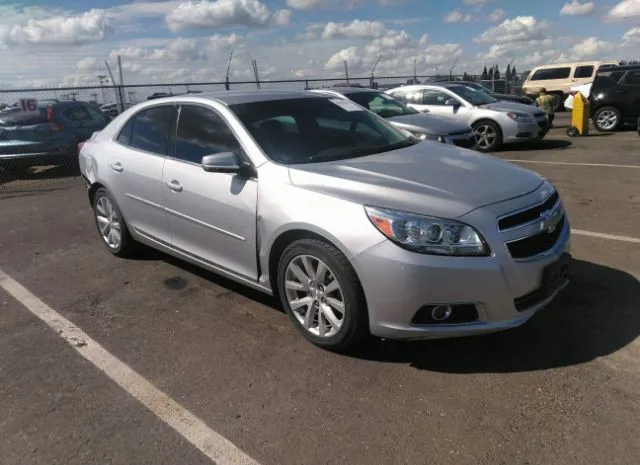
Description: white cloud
76,57,100,70
475,16,550,44
488,8,506,22
0,9,111,46
571,37,615,57
463,0,494,5
560,1,595,16
606,0,640,20
110,1,183,18
322,20,387,39
165,0,291,32
622,26,640,43
444,9,472,23
286,0,323,9
325,46,361,70
423,43,463,64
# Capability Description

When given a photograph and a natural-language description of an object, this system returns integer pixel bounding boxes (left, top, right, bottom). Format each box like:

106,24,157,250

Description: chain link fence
0,73,526,195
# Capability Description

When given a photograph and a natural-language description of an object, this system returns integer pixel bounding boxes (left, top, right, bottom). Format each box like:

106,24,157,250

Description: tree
511,65,518,80
462,71,469,81
488,66,494,80
494,65,500,80
482,65,489,80
505,64,511,81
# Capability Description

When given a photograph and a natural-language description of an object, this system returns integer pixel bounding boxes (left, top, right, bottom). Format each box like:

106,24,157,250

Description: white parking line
505,159,640,169
0,268,260,465
572,229,640,244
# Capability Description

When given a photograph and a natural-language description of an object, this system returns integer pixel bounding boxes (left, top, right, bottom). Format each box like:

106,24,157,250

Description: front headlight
412,132,447,143
365,206,490,256
506,112,533,123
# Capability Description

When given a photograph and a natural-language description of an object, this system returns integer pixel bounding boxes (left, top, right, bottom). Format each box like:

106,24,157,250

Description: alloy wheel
284,255,345,338
95,196,122,249
596,110,618,131
474,124,497,150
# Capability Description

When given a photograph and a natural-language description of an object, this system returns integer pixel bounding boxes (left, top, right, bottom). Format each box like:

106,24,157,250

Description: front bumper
503,118,548,143
351,205,571,340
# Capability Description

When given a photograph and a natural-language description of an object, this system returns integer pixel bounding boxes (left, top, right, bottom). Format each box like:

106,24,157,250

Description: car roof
321,87,380,94
149,90,326,106
529,61,621,70
599,64,640,72
387,83,461,91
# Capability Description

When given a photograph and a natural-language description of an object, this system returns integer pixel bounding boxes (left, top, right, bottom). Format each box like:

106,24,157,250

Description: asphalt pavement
1,113,639,465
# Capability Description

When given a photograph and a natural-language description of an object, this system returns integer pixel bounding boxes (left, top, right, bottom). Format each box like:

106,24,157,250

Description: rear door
572,65,595,87
107,104,175,244
526,66,572,94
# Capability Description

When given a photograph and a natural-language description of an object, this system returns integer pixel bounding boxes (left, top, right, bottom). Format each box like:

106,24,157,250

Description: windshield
463,82,491,94
448,85,497,105
344,92,419,118
230,97,417,165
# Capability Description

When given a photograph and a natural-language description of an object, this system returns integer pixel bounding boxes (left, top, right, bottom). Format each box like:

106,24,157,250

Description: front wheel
277,239,369,351
593,106,621,132
472,120,503,152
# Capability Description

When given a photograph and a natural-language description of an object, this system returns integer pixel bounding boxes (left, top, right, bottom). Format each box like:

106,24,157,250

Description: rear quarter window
530,67,572,81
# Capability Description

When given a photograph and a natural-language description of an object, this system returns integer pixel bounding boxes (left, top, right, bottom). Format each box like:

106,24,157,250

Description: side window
116,119,134,146
389,91,407,103
62,106,93,121
174,105,242,164
622,71,640,86
531,67,572,80
421,90,450,106
130,105,174,155
574,66,594,79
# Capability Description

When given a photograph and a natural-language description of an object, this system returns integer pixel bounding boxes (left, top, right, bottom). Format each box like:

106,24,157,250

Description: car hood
288,142,543,219
491,93,532,103
483,101,542,114
387,113,471,135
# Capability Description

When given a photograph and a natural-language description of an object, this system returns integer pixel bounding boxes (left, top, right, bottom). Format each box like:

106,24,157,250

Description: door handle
111,162,123,172
166,180,182,192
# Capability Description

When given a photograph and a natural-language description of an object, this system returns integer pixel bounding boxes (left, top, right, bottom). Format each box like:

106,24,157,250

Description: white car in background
563,83,593,111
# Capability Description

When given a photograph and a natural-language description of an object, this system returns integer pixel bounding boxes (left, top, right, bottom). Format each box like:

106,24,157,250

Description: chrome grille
498,191,559,231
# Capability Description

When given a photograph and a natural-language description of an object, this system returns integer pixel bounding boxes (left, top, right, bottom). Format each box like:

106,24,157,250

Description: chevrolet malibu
79,91,571,351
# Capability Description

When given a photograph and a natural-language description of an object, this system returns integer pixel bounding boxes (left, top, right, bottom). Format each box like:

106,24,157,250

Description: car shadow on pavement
501,139,572,152
348,259,640,373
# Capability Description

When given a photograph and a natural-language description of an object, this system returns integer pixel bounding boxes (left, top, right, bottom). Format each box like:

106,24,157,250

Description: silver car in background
311,87,477,149
80,90,570,351
387,83,550,152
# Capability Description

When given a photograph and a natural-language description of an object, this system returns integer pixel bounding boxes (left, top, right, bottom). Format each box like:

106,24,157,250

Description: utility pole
344,60,349,84
449,57,460,80
104,61,121,113
370,55,382,88
97,74,107,103
117,55,126,109
413,58,417,84
225,50,233,90
251,59,261,89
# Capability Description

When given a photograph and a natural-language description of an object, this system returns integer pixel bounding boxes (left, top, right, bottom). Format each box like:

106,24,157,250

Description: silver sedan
387,83,550,152
80,90,570,351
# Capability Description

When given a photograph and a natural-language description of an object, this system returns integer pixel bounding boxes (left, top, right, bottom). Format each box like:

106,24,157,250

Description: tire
277,238,369,351
593,106,621,132
472,120,503,152
92,187,137,257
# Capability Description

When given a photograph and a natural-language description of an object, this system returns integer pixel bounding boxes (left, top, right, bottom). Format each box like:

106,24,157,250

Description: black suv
590,65,640,132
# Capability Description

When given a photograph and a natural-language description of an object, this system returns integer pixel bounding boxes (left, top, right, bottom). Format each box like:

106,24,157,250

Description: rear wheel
92,188,137,257
593,106,621,132
277,238,368,351
472,120,503,152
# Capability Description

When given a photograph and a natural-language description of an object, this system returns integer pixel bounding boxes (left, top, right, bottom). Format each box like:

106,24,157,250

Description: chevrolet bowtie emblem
540,208,559,233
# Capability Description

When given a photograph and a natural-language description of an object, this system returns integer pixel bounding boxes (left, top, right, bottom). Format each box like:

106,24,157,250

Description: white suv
387,83,549,152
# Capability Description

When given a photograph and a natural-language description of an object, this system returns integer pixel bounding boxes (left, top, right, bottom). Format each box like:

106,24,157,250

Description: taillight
47,107,54,121
47,107,63,130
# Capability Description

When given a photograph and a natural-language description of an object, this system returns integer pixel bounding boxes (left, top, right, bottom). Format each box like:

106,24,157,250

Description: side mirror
445,99,460,107
202,152,243,173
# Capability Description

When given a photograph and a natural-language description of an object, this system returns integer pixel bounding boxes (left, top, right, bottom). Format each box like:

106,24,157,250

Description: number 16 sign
19,98,38,113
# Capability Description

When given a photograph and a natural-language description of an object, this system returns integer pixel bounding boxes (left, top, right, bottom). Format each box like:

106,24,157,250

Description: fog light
431,304,453,321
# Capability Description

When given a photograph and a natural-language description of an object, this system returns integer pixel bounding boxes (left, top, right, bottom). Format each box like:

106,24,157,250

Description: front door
619,70,640,119
106,104,175,244
420,89,471,124
162,104,258,280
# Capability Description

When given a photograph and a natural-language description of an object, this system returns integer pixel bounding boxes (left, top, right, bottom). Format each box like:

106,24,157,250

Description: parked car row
79,89,571,350
0,100,109,170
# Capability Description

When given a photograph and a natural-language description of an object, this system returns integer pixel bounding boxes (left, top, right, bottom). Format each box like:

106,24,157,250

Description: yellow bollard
568,92,590,136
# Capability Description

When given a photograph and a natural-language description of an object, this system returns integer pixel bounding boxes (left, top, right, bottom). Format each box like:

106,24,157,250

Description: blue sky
0,0,638,89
